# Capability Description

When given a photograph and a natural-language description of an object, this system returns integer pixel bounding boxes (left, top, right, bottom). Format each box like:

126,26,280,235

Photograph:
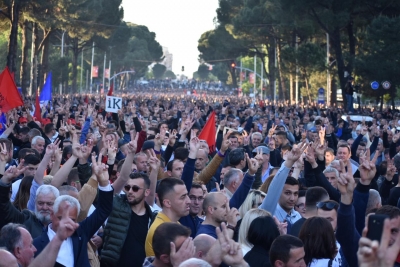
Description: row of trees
0,0,164,95
198,0,400,108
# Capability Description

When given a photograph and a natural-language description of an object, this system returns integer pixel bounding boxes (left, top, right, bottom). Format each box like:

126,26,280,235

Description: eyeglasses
189,196,204,202
295,203,305,209
316,201,338,210
124,185,144,192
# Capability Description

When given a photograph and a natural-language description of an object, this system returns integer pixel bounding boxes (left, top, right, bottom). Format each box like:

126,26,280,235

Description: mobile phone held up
367,214,389,242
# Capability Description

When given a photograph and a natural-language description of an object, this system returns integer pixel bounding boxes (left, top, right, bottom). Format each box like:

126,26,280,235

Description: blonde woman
238,208,271,256
238,190,266,219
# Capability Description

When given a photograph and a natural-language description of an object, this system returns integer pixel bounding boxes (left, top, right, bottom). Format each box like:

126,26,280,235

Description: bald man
0,249,18,267
194,234,216,259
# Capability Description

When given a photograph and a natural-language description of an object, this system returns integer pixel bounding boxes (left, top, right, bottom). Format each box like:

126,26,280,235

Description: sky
122,0,219,78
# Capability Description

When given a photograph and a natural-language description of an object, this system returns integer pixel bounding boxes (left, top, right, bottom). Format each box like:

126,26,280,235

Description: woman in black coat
244,216,280,267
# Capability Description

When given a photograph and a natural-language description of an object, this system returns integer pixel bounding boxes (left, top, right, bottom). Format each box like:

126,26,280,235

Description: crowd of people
0,91,400,267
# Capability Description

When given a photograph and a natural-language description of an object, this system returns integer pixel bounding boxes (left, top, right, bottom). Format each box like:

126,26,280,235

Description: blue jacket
179,215,204,238
336,183,369,267
33,188,114,267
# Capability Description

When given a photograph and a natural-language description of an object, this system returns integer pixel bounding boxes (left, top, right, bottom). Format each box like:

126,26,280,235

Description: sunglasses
316,201,338,211
124,185,144,192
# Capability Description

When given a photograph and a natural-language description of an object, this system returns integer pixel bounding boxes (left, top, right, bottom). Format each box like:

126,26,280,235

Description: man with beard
101,134,160,267
179,183,205,238
0,165,59,238
101,172,155,267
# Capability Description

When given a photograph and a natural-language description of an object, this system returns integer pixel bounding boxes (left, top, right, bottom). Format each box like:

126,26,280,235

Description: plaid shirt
143,257,156,267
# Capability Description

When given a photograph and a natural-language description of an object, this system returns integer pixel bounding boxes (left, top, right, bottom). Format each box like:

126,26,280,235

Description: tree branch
37,28,53,52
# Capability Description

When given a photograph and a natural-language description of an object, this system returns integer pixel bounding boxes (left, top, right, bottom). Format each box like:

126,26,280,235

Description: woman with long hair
238,190,266,219
299,217,339,267
13,176,34,211
238,208,271,256
244,216,280,267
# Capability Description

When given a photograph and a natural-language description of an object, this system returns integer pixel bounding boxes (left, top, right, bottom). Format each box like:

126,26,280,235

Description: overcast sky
122,0,219,78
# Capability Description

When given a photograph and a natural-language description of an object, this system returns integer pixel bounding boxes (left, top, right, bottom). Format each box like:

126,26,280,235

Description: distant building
162,47,173,71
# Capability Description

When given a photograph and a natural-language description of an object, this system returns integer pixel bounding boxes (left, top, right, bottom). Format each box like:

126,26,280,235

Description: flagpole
80,50,83,94
103,52,106,95
90,42,95,94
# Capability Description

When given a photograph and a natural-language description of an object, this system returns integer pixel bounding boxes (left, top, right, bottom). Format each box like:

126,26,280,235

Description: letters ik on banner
105,96,122,113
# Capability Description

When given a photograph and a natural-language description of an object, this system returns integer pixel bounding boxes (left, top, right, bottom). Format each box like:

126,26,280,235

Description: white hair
251,132,262,139
36,184,60,198
31,135,45,145
179,258,211,267
323,167,339,178
53,195,81,215
224,168,242,188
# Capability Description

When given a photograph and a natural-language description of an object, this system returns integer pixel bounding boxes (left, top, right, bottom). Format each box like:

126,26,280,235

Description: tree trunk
30,23,39,96
20,20,30,95
71,39,79,94
331,28,347,109
267,39,276,100
347,19,356,75
304,75,311,104
6,0,20,73
40,29,51,89
228,63,237,88
276,41,286,101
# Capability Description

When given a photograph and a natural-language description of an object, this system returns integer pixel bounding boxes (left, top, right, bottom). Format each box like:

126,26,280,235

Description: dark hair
379,161,388,176
67,168,79,185
315,120,322,126
376,205,400,219
285,176,299,186
299,217,337,265
153,222,191,259
337,144,350,153
23,154,41,166
174,147,189,161
305,187,329,210
13,176,34,211
269,235,304,265
129,172,151,188
229,148,245,166
167,159,182,172
157,178,185,207
247,216,279,251
276,131,287,138
0,223,25,252
281,144,292,151
62,145,72,160
44,123,55,134
325,148,334,155
148,127,159,135
359,141,366,147
298,190,307,198
18,148,35,161
190,183,203,190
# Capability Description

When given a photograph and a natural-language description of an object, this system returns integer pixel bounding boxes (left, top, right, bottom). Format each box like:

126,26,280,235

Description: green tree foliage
152,63,166,79
164,70,176,79
197,64,209,81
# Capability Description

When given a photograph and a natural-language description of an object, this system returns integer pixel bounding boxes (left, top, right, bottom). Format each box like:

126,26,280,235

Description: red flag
84,95,89,104
107,84,113,96
0,67,24,112
34,92,41,122
198,111,216,154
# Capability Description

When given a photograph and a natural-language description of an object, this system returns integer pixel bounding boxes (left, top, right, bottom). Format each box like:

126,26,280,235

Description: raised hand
0,143,8,163
319,127,325,145
91,153,109,187
55,204,79,241
268,124,277,137
169,237,195,267
1,165,26,184
216,223,247,267
246,153,260,176
285,142,308,167
337,160,355,204
147,150,161,172
126,132,139,155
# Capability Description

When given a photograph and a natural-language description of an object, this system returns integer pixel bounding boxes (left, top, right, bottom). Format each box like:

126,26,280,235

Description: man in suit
33,156,113,267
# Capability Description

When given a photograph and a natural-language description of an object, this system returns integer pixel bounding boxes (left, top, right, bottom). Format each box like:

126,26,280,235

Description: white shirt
11,179,22,202
47,223,74,267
